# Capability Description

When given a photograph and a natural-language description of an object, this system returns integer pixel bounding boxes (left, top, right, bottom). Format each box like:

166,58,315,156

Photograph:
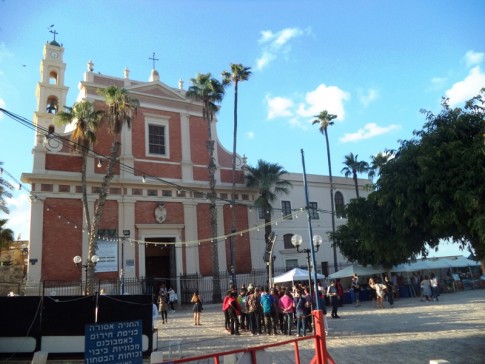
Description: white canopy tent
393,256,480,272
273,268,325,283
328,264,384,279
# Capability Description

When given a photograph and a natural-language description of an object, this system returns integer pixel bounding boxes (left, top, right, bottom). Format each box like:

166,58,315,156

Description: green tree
333,90,485,270
245,159,292,265
221,64,252,276
82,86,138,294
312,111,339,271
186,73,226,303
0,219,15,257
55,101,103,233
331,196,434,268
0,162,14,214
341,153,370,198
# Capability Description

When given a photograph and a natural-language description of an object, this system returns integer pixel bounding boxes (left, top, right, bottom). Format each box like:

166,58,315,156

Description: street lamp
291,233,323,307
74,255,99,295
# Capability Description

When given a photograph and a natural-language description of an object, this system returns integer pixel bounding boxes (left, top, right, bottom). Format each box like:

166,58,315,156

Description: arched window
49,71,58,85
46,96,58,114
334,191,345,218
283,233,294,249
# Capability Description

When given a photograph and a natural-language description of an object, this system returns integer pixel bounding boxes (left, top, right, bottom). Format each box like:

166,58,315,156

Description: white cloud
266,95,294,119
464,50,484,67
358,88,378,107
246,131,255,139
296,84,350,120
256,51,275,71
445,66,485,106
4,193,31,240
264,83,350,131
255,27,309,70
340,123,401,143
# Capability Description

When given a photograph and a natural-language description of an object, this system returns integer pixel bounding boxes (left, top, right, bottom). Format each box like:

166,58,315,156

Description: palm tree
82,86,138,294
0,219,14,256
245,160,292,272
312,111,338,272
55,101,103,233
221,64,252,278
341,153,370,198
368,151,393,182
0,162,14,214
186,73,226,303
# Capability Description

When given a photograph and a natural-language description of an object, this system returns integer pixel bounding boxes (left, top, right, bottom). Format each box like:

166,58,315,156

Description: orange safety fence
158,310,335,364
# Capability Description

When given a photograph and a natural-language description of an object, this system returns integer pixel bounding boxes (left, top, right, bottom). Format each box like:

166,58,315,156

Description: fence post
312,310,335,364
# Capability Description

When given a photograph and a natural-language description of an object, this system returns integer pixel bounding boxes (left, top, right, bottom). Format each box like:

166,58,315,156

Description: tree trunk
230,81,238,282
353,170,360,198
86,141,120,295
324,130,338,272
207,111,221,303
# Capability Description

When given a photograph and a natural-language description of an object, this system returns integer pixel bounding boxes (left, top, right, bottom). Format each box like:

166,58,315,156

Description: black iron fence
18,267,299,304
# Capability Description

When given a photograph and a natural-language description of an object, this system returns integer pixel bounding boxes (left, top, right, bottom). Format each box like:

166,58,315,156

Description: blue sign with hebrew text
85,320,142,364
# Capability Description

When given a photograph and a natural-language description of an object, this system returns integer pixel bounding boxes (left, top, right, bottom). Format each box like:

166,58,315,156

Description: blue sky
0,0,483,257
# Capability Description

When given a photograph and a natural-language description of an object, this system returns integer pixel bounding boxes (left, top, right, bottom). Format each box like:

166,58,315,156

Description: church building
21,37,367,296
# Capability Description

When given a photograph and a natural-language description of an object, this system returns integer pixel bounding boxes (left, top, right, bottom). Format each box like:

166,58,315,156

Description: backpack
247,294,257,313
260,293,274,314
296,296,306,311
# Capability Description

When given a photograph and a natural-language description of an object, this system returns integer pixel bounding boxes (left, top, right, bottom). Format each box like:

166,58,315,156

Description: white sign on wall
95,240,118,272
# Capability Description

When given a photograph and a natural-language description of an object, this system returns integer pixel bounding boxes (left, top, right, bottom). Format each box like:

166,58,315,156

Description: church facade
22,39,367,293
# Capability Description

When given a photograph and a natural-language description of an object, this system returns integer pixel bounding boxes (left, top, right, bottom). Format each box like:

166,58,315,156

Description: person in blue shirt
294,289,307,336
260,286,275,335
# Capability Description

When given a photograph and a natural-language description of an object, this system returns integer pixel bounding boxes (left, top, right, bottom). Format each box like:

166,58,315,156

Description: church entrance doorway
145,237,175,279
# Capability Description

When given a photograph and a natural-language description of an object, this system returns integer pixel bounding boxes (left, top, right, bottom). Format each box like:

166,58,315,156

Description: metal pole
300,149,320,310
306,250,312,302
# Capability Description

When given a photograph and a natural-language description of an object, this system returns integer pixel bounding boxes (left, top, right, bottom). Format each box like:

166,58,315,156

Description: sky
0,0,483,258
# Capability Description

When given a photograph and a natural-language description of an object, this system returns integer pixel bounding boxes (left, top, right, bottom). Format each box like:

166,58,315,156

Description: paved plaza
155,288,485,363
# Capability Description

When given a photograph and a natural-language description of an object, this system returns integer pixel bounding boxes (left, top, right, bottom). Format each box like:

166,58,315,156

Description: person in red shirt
227,291,242,335
335,279,344,307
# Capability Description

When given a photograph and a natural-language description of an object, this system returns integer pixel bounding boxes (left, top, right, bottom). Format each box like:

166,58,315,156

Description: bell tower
32,31,69,170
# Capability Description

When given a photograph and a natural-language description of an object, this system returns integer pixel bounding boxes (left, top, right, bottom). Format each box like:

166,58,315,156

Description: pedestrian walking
191,290,203,325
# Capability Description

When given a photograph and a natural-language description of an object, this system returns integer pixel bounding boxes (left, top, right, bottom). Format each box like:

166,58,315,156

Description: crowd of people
217,282,333,337
153,271,443,334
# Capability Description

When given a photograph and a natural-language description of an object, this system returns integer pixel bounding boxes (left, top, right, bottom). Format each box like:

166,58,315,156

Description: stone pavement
154,288,485,363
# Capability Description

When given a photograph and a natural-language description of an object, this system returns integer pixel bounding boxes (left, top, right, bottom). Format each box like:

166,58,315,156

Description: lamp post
73,255,99,295
291,233,323,308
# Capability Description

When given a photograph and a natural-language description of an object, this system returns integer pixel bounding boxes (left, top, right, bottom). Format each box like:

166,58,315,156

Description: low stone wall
0,266,24,295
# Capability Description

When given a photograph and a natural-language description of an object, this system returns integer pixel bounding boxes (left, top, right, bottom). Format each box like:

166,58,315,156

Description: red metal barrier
162,310,335,364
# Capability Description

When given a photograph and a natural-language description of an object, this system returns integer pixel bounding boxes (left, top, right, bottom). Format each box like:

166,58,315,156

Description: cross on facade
149,52,159,69
49,29,58,42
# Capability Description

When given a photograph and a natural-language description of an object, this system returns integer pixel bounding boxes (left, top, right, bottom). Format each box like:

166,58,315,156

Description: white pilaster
26,198,44,283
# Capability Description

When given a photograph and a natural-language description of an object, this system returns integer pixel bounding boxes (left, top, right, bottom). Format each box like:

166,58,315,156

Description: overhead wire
0,107,342,248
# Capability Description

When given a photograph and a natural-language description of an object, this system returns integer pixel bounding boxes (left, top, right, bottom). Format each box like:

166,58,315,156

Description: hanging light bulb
97,159,102,168
142,175,146,183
